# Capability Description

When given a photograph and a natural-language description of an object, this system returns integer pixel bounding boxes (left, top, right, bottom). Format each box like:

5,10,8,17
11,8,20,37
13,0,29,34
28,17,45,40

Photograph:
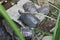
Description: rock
42,36,52,40
2,20,13,36
0,20,12,40
37,6,50,15
23,2,37,12
21,27,34,37
18,11,40,28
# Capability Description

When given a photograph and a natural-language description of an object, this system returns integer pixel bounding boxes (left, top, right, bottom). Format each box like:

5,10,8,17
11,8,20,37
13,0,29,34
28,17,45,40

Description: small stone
37,6,50,15
42,36,52,40
23,2,37,12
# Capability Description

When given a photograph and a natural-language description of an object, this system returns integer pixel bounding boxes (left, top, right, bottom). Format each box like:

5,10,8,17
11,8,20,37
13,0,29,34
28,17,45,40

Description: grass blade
0,4,25,40
53,10,60,40
49,2,60,40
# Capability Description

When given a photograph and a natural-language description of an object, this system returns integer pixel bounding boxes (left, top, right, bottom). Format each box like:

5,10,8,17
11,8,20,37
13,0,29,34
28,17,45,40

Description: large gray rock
18,11,40,28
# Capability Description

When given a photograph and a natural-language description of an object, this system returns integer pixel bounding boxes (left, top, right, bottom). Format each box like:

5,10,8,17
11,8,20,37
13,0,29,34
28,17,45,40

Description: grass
49,2,60,40
0,1,60,40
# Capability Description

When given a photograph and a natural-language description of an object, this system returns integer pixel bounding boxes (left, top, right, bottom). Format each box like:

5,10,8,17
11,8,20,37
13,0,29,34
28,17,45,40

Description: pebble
42,36,52,40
